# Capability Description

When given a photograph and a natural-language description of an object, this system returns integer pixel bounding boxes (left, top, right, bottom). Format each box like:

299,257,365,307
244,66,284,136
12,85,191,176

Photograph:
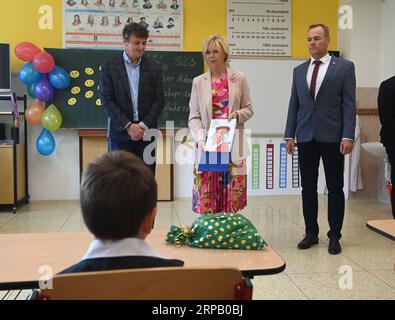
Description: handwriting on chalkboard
46,49,204,128
173,56,197,67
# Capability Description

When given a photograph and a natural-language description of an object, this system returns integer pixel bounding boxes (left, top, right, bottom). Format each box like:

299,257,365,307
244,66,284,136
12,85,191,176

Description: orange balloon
25,99,45,125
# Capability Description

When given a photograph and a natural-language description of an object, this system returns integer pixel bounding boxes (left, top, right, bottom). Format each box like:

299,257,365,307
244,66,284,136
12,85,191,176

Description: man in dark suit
100,22,164,174
378,75,395,219
60,151,184,274
284,24,356,255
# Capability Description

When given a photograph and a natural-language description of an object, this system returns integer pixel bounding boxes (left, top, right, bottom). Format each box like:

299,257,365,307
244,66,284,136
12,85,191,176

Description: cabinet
0,95,29,213
77,129,173,201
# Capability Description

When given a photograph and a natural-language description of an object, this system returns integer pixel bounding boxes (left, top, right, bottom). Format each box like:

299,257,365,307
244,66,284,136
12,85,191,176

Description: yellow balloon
41,104,63,131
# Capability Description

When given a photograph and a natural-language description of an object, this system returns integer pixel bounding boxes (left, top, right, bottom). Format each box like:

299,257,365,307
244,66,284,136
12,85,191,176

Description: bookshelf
0,95,29,213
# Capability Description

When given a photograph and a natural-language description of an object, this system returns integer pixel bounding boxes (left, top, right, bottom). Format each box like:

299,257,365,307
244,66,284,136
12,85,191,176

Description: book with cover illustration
198,119,236,172
205,119,236,153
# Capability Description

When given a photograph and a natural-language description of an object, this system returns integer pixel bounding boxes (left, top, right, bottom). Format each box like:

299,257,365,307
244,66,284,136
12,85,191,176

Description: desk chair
34,267,252,300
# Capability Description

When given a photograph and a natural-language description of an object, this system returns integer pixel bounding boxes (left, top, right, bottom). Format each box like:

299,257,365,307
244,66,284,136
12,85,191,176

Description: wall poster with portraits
63,0,183,51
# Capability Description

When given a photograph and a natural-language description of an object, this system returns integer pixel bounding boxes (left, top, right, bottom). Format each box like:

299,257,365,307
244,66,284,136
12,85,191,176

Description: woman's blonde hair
202,34,229,67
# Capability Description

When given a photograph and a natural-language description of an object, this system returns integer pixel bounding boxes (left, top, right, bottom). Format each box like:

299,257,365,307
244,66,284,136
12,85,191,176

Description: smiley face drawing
71,86,81,95
85,67,94,75
85,79,95,88
96,98,102,106
68,97,77,106
85,91,94,99
70,70,80,78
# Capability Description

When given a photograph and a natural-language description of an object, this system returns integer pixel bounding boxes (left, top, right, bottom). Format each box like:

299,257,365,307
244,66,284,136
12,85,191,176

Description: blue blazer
284,56,356,143
100,54,164,142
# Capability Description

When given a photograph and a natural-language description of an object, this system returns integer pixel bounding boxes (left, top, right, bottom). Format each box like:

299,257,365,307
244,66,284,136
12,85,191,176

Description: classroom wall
339,0,395,87
338,0,392,203
1,0,63,72
339,0,382,88
3,0,339,72
2,0,340,201
380,0,395,82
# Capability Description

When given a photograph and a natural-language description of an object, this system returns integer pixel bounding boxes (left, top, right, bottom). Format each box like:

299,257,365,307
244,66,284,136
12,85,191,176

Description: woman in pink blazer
188,34,253,214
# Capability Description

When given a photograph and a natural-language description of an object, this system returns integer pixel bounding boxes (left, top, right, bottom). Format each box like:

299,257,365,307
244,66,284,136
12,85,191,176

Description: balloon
41,104,62,131
15,42,41,62
27,82,37,98
25,99,45,125
18,62,41,85
34,75,53,102
36,128,56,156
49,66,70,90
32,51,55,73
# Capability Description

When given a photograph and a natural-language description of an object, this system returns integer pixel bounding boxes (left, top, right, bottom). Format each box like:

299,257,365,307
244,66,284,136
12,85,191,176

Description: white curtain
350,115,363,192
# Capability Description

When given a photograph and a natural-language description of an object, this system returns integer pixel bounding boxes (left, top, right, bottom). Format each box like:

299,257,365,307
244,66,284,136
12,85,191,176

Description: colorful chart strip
266,144,274,190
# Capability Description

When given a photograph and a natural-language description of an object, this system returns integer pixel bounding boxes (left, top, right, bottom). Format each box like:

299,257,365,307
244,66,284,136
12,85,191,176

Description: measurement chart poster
63,0,183,51
227,0,291,57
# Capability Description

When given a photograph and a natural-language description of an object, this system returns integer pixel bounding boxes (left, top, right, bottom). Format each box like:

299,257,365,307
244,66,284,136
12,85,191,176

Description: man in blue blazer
100,23,164,174
284,24,356,255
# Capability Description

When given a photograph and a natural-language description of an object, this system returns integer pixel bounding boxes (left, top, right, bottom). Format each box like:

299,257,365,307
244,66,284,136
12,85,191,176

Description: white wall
339,0,395,85
339,0,383,87
27,126,79,200
380,0,395,81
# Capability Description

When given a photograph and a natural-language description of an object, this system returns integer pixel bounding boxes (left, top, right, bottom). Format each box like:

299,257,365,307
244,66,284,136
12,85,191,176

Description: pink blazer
188,68,253,161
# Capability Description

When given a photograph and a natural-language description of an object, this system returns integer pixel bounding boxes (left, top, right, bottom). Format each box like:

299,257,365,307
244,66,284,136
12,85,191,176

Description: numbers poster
227,0,291,57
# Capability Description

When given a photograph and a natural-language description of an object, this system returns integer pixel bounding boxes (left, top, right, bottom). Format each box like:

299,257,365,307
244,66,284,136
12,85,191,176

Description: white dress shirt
306,53,331,100
122,51,148,131
83,237,164,260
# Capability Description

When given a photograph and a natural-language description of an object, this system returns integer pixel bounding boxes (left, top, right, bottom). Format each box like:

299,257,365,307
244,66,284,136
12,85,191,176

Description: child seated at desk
60,151,184,273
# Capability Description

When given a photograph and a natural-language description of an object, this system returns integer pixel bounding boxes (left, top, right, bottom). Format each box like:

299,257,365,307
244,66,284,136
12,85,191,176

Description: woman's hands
228,112,239,122
197,140,206,152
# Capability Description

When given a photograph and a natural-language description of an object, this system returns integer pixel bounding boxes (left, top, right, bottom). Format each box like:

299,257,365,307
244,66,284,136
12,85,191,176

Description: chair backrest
38,267,252,300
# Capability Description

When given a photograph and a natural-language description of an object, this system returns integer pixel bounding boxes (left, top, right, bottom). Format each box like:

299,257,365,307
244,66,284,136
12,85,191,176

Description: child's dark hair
80,151,157,240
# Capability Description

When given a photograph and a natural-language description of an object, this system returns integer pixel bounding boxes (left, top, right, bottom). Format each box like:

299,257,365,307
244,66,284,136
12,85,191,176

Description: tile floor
0,196,394,300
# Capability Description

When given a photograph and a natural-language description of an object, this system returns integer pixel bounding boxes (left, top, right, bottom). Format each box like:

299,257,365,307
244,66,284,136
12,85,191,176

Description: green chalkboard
45,48,204,128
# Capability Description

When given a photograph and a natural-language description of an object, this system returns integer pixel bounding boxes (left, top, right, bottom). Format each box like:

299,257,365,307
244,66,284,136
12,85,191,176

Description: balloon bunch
15,42,70,156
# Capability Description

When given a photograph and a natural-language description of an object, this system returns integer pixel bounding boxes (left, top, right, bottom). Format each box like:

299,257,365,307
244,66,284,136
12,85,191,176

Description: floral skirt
192,160,247,214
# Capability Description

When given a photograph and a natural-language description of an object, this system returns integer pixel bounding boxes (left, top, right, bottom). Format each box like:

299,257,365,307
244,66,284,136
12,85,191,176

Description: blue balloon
36,128,56,156
49,66,70,90
35,75,54,102
18,62,41,85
